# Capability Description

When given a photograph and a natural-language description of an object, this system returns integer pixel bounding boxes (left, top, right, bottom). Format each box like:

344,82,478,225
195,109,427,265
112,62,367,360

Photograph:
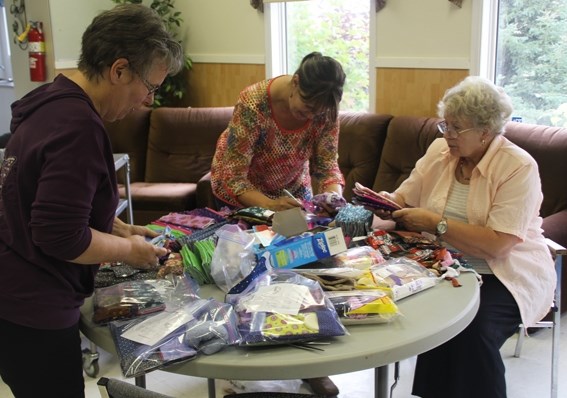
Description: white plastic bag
210,224,256,292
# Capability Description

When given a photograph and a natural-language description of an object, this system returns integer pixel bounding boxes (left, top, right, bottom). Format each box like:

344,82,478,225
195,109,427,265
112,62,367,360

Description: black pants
0,318,85,398
412,275,522,398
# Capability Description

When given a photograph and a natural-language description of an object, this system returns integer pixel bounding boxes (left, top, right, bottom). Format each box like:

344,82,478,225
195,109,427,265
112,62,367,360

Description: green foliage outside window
286,0,370,112
496,0,567,126
109,0,192,107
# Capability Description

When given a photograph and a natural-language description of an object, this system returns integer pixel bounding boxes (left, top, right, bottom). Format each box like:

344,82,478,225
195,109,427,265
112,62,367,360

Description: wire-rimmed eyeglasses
129,65,160,96
139,76,160,96
437,120,476,138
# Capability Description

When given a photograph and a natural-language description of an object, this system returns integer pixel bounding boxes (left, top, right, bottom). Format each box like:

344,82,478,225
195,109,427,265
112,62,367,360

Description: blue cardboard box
256,227,347,269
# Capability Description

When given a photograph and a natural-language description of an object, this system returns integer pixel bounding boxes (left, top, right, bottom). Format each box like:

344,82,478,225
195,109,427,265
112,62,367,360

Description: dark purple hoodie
0,74,118,329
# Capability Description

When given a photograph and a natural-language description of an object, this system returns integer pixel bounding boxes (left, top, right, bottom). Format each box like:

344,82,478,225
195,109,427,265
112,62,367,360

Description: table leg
135,375,146,388
375,366,389,398
207,378,216,398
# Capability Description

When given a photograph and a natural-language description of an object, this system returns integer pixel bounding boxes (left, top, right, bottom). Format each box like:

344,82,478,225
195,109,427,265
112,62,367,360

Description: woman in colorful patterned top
211,52,345,396
211,52,346,212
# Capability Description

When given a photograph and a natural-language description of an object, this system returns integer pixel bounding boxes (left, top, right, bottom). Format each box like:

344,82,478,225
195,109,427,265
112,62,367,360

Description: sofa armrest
196,171,216,210
543,209,567,249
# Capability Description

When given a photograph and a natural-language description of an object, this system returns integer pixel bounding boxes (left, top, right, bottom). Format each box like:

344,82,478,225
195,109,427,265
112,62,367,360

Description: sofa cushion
337,112,393,201
118,182,198,225
504,122,567,220
145,107,233,183
120,182,197,209
105,107,152,183
373,116,441,193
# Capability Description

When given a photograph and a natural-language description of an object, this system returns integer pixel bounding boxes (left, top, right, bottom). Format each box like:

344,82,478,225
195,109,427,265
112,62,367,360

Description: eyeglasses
129,65,160,96
139,76,160,96
437,120,476,138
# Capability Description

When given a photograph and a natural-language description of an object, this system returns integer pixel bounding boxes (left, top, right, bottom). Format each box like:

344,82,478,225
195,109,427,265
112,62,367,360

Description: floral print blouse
211,77,344,208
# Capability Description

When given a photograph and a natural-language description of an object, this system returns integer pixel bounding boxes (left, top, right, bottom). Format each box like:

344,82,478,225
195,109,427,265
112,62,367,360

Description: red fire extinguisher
27,21,47,82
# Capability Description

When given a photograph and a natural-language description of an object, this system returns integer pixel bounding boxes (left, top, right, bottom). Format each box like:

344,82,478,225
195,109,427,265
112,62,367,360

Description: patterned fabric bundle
226,260,347,346
333,203,374,238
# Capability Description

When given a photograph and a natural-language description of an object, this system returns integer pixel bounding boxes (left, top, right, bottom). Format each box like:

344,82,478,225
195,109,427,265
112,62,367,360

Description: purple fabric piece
312,192,347,213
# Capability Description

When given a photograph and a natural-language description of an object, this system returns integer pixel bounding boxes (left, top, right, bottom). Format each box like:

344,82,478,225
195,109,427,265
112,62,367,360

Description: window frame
264,0,377,112
0,5,14,83
470,0,499,81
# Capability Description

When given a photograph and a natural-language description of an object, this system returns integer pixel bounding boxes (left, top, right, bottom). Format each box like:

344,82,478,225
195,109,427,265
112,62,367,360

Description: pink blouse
396,136,556,326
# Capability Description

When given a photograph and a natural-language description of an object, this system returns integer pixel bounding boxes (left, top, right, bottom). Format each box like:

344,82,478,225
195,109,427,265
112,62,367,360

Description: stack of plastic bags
103,275,241,378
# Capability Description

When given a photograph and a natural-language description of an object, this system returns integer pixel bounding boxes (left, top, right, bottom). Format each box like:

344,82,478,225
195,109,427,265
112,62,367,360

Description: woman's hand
391,208,439,234
270,196,304,211
370,191,405,220
112,217,160,239
393,208,521,260
124,235,169,270
313,192,347,215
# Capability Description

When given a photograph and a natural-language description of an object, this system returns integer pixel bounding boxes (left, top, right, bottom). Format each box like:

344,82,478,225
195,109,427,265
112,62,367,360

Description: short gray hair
437,76,513,135
78,4,184,81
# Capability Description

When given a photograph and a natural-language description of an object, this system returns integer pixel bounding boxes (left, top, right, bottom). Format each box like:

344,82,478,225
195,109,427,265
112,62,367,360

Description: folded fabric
319,245,385,270
352,182,402,212
240,310,344,345
159,213,216,229
92,280,170,324
226,267,348,346
95,263,159,288
325,290,400,325
229,206,275,225
358,257,439,301
109,297,241,378
110,317,198,378
298,271,357,291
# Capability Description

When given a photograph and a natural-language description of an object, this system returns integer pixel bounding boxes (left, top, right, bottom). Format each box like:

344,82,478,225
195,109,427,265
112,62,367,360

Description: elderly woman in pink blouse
376,76,556,398
211,52,346,213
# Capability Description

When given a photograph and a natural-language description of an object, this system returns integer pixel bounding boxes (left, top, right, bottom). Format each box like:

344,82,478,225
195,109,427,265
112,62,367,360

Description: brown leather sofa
105,107,567,308
105,106,234,225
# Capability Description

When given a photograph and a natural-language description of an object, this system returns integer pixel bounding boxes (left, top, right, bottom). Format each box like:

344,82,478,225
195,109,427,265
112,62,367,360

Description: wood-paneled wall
55,64,469,116
375,68,469,117
185,63,265,107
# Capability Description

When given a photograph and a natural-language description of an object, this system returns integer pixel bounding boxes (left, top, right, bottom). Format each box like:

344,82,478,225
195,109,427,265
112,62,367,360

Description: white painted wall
4,0,473,100
376,0,472,69
49,0,108,69
179,0,265,64
4,0,52,99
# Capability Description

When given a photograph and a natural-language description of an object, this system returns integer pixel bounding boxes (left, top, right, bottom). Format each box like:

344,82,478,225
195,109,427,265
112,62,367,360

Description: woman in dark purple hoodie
0,5,183,397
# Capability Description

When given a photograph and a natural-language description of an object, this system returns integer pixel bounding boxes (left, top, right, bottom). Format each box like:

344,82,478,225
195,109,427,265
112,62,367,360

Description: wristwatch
436,217,448,237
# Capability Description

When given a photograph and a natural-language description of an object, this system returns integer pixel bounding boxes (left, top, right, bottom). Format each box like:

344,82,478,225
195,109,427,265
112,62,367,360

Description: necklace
459,158,471,182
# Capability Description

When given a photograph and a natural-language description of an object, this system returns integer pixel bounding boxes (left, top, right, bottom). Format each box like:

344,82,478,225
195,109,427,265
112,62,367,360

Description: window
0,5,14,82
265,0,373,112
474,0,567,127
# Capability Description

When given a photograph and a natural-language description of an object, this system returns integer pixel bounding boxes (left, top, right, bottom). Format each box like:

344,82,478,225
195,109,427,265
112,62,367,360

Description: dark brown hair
294,52,346,121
